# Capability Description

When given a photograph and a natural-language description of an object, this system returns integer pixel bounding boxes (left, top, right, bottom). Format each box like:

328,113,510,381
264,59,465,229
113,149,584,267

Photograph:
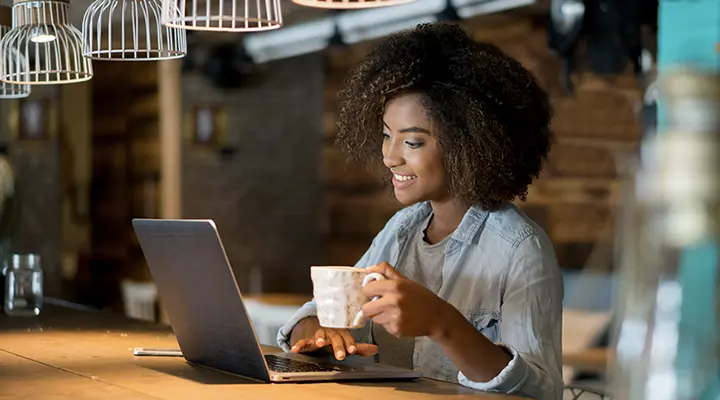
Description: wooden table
563,348,612,375
0,301,521,399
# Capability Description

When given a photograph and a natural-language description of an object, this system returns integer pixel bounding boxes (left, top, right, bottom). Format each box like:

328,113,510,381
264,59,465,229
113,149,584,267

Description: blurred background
0,0,652,312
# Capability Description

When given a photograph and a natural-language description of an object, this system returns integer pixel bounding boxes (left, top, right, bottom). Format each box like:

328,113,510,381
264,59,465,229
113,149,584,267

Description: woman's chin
393,190,423,206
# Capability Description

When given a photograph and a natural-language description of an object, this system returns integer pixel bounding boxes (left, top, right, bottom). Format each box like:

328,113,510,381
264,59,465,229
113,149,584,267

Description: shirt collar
452,205,489,245
397,202,489,245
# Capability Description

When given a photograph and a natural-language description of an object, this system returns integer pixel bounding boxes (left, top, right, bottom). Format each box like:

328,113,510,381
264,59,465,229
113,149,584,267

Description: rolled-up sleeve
276,299,318,351
458,234,564,400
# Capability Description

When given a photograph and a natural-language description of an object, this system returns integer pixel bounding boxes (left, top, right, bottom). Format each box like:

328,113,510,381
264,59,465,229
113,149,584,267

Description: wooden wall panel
87,62,160,310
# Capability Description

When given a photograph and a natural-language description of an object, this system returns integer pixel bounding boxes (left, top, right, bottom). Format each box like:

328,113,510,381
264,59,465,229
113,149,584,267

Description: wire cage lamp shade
160,0,282,32
0,7,30,98
82,0,187,61
290,0,416,9
0,0,93,85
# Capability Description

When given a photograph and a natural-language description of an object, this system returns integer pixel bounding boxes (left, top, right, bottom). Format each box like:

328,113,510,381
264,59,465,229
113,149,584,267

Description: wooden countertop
563,348,612,375
0,301,521,400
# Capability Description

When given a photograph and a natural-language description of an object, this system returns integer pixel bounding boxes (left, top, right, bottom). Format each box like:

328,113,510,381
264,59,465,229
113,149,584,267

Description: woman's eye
406,141,423,149
382,132,390,140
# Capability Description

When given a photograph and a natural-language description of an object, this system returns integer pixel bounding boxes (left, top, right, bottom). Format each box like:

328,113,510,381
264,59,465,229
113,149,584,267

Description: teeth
394,174,417,182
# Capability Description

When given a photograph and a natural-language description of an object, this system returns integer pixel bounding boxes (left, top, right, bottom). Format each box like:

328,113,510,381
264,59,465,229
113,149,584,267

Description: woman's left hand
361,262,450,338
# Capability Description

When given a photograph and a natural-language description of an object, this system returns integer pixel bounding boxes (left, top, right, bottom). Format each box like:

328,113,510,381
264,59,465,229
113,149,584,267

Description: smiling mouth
392,173,417,189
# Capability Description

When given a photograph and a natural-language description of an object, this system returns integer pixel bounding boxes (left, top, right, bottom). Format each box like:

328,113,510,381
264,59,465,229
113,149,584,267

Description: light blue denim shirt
277,201,563,399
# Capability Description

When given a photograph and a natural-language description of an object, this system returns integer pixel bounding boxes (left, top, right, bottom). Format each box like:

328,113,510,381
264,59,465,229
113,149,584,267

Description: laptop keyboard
265,354,335,373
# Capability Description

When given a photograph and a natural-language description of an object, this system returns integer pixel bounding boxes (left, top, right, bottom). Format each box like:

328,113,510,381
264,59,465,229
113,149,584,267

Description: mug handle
351,272,386,327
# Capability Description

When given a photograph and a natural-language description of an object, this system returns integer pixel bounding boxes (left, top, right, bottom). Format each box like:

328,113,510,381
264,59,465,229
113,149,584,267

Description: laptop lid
132,218,271,382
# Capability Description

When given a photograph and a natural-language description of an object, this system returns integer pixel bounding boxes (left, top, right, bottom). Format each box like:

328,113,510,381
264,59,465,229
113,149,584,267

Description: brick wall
505,20,641,270
181,53,326,295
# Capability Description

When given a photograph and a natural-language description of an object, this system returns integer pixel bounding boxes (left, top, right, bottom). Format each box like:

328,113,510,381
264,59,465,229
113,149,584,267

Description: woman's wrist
428,300,460,342
290,316,319,344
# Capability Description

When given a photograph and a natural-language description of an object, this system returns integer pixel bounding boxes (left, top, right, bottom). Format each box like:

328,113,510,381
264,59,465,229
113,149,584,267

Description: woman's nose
382,140,403,168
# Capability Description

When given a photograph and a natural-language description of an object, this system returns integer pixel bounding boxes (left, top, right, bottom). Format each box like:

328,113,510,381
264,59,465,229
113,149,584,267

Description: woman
277,22,563,399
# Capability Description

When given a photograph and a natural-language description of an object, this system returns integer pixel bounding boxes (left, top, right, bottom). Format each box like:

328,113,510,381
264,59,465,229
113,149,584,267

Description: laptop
131,218,421,383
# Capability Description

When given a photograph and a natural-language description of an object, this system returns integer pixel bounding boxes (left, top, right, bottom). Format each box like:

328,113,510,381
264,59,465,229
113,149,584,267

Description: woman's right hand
290,317,378,360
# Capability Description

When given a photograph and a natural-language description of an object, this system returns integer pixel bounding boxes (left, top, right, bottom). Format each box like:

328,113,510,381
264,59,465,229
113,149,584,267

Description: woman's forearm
429,303,512,383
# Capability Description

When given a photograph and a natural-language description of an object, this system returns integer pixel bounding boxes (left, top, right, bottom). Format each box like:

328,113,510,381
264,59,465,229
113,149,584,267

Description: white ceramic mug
310,266,386,329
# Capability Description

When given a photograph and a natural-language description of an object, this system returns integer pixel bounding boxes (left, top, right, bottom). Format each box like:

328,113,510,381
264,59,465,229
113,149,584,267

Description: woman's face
382,92,449,206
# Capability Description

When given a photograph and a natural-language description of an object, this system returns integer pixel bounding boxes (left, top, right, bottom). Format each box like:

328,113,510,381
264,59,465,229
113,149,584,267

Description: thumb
367,262,404,280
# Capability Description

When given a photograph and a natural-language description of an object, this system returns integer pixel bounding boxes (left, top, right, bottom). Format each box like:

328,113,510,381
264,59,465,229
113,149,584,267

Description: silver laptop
132,218,421,383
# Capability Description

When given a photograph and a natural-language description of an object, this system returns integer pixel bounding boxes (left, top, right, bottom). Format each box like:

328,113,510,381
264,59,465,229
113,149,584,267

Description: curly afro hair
336,22,553,211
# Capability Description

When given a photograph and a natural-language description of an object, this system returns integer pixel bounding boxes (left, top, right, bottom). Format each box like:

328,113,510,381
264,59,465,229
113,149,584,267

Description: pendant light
0,0,93,85
160,0,282,32
0,5,29,98
82,0,187,61
291,0,417,9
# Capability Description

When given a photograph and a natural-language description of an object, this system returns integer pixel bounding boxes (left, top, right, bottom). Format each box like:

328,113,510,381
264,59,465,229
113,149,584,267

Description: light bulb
29,33,55,43
29,27,56,43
